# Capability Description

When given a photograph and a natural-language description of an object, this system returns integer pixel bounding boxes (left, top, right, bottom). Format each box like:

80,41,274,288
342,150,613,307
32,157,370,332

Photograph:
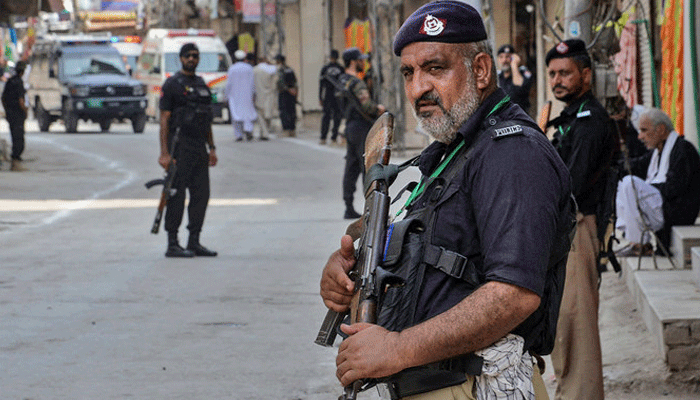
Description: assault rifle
145,127,180,234
315,113,403,400
538,100,552,133
321,73,374,122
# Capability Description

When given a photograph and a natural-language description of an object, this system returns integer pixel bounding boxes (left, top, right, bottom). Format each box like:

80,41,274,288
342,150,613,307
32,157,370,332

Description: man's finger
339,235,355,259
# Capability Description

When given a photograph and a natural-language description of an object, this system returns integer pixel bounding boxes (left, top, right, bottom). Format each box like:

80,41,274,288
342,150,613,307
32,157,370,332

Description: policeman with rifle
157,43,218,258
318,2,575,399
337,47,386,220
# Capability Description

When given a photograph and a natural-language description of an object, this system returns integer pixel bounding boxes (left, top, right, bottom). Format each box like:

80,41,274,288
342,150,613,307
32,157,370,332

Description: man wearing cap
338,47,386,219
545,38,615,400
319,49,344,145
1,60,28,171
225,50,259,142
497,44,534,115
158,43,218,258
319,2,574,398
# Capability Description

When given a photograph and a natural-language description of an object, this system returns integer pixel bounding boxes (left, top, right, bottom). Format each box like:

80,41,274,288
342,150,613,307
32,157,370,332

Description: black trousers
164,146,210,238
279,92,296,130
342,119,372,207
320,100,342,141
6,113,25,160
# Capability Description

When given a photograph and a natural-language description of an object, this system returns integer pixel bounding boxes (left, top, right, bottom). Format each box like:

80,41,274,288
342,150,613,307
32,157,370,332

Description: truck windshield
61,53,128,77
164,52,229,73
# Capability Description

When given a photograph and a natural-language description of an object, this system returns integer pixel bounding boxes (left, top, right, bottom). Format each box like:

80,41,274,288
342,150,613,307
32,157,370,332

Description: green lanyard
396,95,511,217
557,99,589,139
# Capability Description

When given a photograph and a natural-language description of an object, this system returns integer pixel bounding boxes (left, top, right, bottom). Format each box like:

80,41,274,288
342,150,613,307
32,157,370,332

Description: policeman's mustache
415,92,448,115
552,84,567,92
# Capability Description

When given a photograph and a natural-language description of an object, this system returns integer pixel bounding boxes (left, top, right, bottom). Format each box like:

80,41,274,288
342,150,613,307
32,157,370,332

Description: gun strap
363,156,419,195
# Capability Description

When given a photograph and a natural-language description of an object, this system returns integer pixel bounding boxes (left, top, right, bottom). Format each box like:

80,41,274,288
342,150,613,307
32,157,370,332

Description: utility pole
367,0,405,148
563,0,592,42
260,0,284,59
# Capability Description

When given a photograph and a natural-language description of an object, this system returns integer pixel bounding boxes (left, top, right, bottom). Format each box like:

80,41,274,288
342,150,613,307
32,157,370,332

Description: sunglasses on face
183,53,199,59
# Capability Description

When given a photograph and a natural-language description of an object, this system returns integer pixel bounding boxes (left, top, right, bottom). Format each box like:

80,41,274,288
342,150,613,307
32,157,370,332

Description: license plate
86,99,103,108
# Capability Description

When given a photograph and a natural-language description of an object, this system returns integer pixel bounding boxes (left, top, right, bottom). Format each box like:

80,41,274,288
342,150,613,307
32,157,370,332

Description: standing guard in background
1,60,28,171
496,44,534,115
338,47,385,219
275,54,298,137
158,43,218,258
546,38,616,400
319,49,344,145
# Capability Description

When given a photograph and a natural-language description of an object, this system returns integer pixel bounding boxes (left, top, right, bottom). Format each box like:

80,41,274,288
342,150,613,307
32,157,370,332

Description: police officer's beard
413,75,480,144
183,62,197,73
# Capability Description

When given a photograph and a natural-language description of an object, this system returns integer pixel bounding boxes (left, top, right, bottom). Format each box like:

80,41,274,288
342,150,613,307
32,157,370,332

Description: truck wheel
132,113,147,134
64,111,78,133
36,102,51,132
99,119,112,132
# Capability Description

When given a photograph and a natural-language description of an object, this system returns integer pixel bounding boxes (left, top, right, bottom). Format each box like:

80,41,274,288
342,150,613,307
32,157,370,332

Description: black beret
330,49,339,59
179,43,199,57
343,47,369,63
393,0,487,56
497,44,515,55
545,39,589,65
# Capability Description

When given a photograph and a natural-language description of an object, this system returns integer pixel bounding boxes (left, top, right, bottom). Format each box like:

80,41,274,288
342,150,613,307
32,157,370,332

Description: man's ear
582,66,593,87
472,52,493,90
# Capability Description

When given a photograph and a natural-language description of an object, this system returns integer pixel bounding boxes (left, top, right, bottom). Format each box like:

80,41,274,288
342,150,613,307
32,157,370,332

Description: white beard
413,74,480,144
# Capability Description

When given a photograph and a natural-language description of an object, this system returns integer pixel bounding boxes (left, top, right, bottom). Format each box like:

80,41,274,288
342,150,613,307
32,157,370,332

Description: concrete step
691,247,700,288
671,226,700,269
621,256,700,372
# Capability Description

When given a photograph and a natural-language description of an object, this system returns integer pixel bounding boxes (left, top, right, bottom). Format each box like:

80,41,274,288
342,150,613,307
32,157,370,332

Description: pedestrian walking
1,60,28,171
546,38,616,400
338,47,385,219
320,3,574,398
318,49,344,144
225,50,258,142
158,43,218,258
253,56,278,140
275,54,298,137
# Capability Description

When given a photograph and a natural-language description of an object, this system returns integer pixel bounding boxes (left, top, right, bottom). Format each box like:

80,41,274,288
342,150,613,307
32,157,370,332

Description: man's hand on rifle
320,234,356,312
208,149,218,167
158,153,173,170
336,323,404,386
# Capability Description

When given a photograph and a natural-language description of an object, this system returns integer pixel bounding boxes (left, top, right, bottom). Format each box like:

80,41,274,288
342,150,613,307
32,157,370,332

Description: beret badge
556,42,569,54
420,14,446,36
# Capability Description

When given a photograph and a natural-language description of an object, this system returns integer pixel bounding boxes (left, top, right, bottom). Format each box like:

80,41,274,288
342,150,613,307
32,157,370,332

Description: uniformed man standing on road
320,2,574,398
318,49,344,145
158,43,218,258
339,47,385,219
546,39,615,400
496,44,533,115
1,60,28,171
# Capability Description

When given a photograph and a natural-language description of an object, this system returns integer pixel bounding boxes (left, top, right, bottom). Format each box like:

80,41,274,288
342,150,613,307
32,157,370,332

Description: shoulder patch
492,124,524,140
577,110,591,118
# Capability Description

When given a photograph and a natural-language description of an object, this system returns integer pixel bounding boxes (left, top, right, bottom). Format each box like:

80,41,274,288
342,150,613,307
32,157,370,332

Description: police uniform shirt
550,90,613,215
407,89,572,342
1,74,26,114
497,67,533,113
159,71,212,149
319,61,344,104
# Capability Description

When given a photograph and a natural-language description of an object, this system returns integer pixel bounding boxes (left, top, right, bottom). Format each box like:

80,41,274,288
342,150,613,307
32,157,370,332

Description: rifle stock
146,127,180,234
538,101,552,133
315,113,396,400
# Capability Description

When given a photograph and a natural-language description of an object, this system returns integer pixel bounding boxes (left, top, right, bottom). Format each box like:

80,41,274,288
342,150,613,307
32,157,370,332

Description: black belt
382,353,483,399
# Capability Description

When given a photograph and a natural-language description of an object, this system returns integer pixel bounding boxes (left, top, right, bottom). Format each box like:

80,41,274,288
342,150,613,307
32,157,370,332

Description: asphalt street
0,119,420,400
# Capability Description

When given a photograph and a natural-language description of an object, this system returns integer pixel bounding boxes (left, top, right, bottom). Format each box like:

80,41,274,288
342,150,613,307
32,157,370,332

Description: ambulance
135,29,231,122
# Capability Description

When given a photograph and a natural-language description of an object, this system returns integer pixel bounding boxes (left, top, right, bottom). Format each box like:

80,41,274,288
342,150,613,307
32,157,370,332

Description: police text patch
492,124,523,139
577,110,591,118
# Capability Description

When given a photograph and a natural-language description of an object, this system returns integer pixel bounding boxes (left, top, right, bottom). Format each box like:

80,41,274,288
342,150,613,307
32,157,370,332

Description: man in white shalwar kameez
253,57,278,139
615,107,700,256
225,50,258,141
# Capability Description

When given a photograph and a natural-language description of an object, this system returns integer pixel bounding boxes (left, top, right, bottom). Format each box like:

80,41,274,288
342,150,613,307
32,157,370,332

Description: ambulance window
140,52,156,72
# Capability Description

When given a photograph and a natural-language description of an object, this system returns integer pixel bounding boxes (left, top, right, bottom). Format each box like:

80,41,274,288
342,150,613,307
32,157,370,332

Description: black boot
344,204,362,219
165,233,195,258
187,233,218,257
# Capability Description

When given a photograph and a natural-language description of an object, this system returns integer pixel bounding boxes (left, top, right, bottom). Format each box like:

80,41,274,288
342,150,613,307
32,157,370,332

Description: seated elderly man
616,107,700,256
